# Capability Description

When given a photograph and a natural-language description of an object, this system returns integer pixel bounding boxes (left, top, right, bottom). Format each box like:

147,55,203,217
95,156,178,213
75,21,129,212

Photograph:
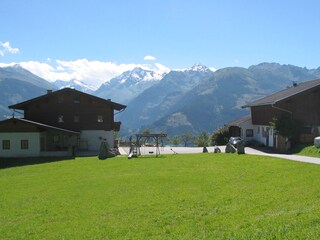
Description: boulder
98,141,116,160
236,140,245,154
314,136,320,148
203,146,208,153
214,146,221,153
225,143,236,153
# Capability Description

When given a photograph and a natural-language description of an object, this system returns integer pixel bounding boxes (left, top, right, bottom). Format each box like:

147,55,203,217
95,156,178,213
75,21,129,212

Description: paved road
244,147,320,165
119,146,320,165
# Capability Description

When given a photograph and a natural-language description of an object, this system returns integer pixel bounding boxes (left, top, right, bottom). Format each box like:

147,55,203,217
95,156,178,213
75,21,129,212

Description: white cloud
53,59,146,87
0,58,171,89
0,41,19,56
144,55,156,61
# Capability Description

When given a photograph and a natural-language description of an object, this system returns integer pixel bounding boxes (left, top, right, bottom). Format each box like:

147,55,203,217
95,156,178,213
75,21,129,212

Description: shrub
195,131,210,147
270,115,301,145
211,126,230,145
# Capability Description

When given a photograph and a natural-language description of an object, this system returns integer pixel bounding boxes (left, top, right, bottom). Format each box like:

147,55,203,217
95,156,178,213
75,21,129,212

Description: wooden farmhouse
229,78,320,151
0,88,126,157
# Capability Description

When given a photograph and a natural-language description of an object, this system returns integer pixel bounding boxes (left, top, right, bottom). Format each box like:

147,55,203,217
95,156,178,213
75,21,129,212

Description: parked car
228,137,242,147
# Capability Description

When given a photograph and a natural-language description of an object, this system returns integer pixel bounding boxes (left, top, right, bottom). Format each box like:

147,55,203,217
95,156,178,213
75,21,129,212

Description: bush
270,115,301,145
211,126,230,145
195,132,210,147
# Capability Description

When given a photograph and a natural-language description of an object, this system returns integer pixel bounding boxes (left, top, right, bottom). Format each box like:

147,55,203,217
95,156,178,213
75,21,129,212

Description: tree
195,131,210,147
140,128,152,145
114,131,119,139
180,132,194,147
210,126,229,145
270,115,300,145
171,136,181,146
142,128,151,135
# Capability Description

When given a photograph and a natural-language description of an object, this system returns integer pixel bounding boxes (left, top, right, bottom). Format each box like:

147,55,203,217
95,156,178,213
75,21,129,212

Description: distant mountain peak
110,67,166,85
178,63,213,73
248,62,285,71
53,79,96,93
191,63,210,71
95,67,168,103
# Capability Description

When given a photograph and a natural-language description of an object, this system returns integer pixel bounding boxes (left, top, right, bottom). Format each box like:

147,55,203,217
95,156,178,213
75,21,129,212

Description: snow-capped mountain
113,67,165,85
118,64,215,132
53,79,96,94
2,63,320,137
186,63,213,73
174,63,214,73
95,67,168,103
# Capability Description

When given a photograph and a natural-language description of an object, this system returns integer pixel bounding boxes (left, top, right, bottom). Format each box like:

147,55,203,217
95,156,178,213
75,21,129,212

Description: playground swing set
128,133,167,159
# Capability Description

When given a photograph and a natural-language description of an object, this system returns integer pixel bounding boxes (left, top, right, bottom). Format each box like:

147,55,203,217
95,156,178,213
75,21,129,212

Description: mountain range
0,65,56,118
1,63,320,136
53,79,96,94
95,67,167,104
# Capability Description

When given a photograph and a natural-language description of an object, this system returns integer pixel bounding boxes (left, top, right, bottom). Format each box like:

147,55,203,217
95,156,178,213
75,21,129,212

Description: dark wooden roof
9,88,126,111
243,78,320,108
0,118,80,134
227,115,251,127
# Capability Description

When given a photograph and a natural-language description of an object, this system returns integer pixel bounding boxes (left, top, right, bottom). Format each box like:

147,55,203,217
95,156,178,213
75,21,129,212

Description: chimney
47,90,53,94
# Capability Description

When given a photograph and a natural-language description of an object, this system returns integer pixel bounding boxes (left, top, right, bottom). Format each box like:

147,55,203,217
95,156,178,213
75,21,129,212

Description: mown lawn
1,153,320,239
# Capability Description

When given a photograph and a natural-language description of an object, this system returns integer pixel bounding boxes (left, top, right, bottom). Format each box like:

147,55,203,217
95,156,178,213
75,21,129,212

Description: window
21,140,29,149
97,115,103,122
73,96,80,104
58,115,64,123
53,135,60,143
58,96,64,104
2,140,10,150
74,115,80,123
246,129,254,137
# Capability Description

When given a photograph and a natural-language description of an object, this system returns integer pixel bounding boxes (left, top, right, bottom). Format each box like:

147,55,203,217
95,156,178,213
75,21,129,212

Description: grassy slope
1,154,320,239
289,144,320,158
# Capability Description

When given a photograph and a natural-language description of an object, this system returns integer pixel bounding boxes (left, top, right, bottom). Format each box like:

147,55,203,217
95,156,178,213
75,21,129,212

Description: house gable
8,88,126,132
243,78,320,108
1,89,127,156
244,79,320,126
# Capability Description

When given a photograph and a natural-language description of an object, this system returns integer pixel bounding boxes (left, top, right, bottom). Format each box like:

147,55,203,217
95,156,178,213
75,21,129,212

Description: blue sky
1,0,320,87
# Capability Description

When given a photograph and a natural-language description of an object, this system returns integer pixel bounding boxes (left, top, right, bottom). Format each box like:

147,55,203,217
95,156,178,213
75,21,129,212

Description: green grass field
1,153,320,239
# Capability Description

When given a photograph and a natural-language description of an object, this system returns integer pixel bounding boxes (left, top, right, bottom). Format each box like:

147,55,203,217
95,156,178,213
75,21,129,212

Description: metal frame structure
129,133,167,158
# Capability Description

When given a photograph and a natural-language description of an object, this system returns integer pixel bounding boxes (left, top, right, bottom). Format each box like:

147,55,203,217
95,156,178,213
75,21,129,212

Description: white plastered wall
238,119,257,142
80,130,114,151
0,132,40,157
254,125,274,147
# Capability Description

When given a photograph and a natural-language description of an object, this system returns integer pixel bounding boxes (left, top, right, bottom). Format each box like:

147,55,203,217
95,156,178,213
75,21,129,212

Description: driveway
244,147,320,165
119,146,320,165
